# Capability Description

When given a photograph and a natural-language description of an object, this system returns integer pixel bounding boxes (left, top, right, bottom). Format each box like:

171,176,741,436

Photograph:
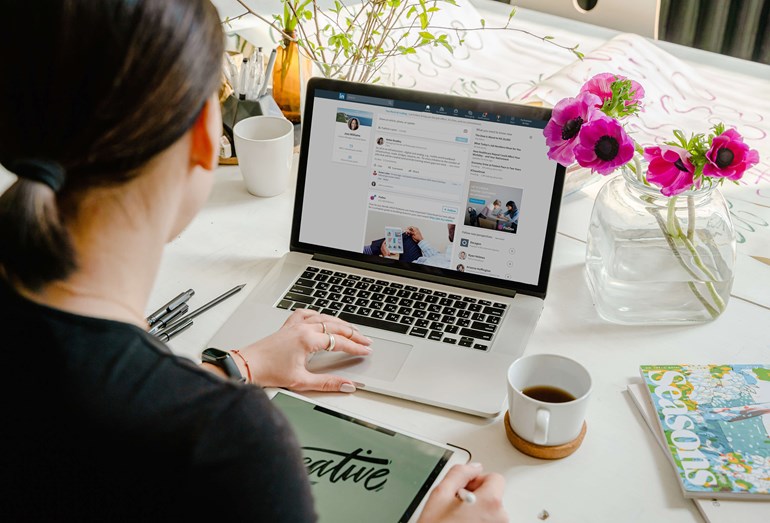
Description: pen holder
219,93,283,165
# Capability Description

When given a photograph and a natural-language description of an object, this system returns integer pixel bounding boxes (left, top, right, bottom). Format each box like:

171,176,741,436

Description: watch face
202,347,228,362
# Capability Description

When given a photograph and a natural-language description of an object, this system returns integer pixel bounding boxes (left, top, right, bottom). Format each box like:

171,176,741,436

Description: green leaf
419,12,428,29
509,8,517,19
544,35,554,40
480,18,486,28
419,31,435,40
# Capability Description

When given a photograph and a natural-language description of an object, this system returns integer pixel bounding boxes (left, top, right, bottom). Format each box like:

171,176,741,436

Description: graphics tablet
267,390,470,523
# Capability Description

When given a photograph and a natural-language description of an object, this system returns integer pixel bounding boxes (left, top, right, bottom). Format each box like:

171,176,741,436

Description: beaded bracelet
230,349,252,384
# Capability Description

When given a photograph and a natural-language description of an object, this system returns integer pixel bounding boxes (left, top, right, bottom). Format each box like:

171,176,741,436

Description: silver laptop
209,78,565,418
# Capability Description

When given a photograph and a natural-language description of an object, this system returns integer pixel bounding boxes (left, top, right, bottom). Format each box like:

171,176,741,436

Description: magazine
638,365,770,500
627,382,769,523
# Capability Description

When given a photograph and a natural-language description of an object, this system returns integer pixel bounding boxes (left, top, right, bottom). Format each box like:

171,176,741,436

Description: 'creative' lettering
302,447,392,492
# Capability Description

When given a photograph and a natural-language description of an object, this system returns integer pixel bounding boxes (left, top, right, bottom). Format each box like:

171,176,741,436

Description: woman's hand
380,241,391,257
418,463,508,523
235,309,372,392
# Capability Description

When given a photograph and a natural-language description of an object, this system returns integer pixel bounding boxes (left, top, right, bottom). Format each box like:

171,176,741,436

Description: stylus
456,488,476,504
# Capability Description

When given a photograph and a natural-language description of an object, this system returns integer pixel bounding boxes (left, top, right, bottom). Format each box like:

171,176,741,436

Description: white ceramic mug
507,354,592,447
233,116,294,197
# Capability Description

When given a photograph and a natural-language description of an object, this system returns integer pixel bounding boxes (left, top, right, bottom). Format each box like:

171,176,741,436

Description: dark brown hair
0,0,224,290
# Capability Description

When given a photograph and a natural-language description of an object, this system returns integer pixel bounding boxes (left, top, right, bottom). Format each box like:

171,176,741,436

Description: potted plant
231,0,583,119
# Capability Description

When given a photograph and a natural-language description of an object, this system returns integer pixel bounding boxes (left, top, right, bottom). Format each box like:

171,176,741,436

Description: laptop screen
292,79,565,298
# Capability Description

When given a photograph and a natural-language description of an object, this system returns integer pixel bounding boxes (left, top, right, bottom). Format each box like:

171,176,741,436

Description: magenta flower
581,72,644,108
643,145,696,196
573,115,635,175
703,129,760,181
543,91,602,165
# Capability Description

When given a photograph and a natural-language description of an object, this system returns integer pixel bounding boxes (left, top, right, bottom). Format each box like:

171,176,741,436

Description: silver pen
162,284,246,333
146,289,194,325
148,303,189,335
156,318,193,343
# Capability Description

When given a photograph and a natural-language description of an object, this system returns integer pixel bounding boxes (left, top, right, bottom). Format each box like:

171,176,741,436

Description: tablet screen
271,392,453,523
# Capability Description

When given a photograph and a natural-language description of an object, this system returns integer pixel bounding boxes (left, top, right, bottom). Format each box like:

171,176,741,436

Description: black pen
156,318,194,343
162,284,246,332
146,289,194,325
148,303,189,336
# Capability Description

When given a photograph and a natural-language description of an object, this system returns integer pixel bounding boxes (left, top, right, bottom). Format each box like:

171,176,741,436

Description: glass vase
272,33,310,123
585,166,736,324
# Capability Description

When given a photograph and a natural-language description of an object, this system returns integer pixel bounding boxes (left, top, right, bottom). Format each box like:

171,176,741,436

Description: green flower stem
665,197,726,314
666,196,678,236
687,282,721,318
651,211,719,319
653,212,719,318
633,154,644,184
673,232,726,312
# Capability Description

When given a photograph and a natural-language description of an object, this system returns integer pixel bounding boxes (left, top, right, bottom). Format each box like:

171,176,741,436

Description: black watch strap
201,348,245,383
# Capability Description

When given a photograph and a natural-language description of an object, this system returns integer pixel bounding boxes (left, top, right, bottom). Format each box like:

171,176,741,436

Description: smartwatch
201,348,246,383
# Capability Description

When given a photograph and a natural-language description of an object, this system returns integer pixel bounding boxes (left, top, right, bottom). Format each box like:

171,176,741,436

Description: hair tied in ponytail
9,159,66,193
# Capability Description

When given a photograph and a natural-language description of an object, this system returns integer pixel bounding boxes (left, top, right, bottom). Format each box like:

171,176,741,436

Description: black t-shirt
0,281,316,522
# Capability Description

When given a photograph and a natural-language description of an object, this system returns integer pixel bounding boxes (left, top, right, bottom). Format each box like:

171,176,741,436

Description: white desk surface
153,159,769,522
0,1,767,521
151,3,769,521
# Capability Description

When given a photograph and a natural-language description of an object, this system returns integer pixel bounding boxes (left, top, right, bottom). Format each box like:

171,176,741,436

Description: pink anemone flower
581,72,644,109
703,129,759,181
543,91,602,165
643,145,696,197
573,115,635,175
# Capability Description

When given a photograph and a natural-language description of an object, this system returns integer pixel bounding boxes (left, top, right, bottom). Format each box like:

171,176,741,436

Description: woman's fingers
431,463,484,500
294,312,371,345
280,299,373,351
312,331,372,356
291,370,357,393
321,319,371,345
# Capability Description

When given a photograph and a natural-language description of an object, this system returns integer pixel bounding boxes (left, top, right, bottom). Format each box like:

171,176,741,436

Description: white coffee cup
233,116,294,197
507,354,592,447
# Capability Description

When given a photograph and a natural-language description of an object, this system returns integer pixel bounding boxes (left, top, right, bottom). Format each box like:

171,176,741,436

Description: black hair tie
9,159,66,193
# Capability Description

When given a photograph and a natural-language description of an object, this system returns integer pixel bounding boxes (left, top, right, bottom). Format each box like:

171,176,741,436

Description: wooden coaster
504,411,587,460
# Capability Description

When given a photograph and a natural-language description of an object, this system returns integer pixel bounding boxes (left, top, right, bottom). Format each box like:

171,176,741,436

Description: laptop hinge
312,254,518,298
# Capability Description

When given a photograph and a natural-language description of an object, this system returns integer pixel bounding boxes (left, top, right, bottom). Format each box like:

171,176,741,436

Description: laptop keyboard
275,266,507,351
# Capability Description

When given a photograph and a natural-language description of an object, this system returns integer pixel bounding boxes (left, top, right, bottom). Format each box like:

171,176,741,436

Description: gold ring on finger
321,322,327,334
326,333,336,352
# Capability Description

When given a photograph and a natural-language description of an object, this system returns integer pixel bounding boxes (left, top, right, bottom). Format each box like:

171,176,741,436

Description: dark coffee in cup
522,385,575,403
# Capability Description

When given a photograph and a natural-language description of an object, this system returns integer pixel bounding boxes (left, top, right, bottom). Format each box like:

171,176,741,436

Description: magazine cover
639,364,770,500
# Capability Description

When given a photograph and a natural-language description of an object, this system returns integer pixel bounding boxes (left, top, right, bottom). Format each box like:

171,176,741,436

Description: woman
0,1,507,521
500,200,519,232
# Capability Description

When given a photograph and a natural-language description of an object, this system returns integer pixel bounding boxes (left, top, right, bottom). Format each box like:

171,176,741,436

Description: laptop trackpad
307,336,412,383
